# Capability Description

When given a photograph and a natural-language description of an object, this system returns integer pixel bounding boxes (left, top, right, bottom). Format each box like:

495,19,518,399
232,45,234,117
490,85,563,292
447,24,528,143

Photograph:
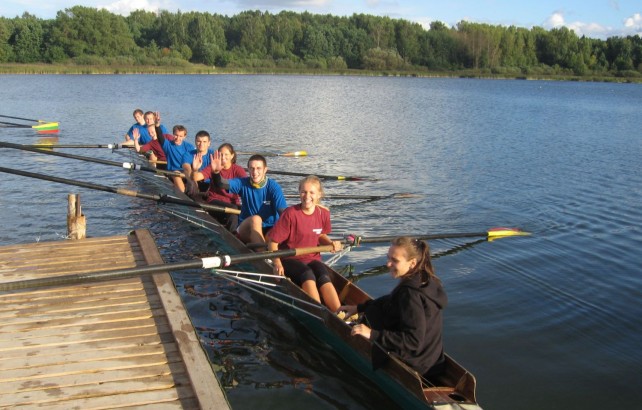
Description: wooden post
67,193,86,240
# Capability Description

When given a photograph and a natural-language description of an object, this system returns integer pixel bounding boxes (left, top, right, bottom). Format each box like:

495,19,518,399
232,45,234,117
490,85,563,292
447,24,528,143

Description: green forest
1,6,642,80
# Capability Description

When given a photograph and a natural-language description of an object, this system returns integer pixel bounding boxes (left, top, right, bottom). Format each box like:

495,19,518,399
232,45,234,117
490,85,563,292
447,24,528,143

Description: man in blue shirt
210,152,287,246
181,130,215,192
157,124,195,193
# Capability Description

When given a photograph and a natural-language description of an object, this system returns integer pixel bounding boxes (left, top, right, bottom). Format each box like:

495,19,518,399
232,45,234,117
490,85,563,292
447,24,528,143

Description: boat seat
423,386,468,404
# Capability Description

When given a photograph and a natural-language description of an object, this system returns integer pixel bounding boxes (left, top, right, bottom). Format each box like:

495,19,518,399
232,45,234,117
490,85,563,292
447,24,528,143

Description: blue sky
2,0,641,39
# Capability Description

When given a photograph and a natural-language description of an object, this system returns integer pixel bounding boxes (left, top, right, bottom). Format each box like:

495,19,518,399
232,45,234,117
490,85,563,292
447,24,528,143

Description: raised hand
210,150,222,174
132,127,140,141
192,152,203,172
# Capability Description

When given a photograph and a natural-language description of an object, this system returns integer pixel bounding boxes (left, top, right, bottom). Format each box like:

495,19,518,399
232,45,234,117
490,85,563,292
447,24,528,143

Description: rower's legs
319,282,341,312
237,215,265,246
308,260,341,312
172,175,186,193
301,280,321,304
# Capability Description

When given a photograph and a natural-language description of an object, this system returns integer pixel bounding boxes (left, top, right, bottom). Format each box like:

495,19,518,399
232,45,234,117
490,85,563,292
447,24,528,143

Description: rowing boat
132,161,482,409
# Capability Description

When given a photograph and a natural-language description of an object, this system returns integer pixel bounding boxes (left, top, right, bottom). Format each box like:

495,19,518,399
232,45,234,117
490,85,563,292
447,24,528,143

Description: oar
245,228,519,251
0,245,333,291
343,227,530,245
268,169,374,181
283,193,421,200
0,120,59,131
19,143,126,149
0,141,177,177
0,166,240,215
0,120,31,128
0,114,50,123
237,150,308,157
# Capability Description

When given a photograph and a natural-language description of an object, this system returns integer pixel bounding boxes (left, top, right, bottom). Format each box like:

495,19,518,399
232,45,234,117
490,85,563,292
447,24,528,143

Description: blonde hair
298,175,325,201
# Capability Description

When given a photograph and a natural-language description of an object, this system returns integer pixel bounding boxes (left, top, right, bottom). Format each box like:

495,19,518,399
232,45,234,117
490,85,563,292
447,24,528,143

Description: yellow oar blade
487,227,531,242
281,150,307,157
33,122,59,132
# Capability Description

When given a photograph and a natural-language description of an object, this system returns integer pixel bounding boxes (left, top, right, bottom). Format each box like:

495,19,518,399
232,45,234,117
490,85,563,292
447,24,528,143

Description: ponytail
390,237,435,284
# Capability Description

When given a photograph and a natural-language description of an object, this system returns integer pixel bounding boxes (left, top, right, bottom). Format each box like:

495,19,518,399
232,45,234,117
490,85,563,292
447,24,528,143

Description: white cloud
543,11,615,39
100,0,165,15
623,12,641,29
544,12,565,28
234,0,332,8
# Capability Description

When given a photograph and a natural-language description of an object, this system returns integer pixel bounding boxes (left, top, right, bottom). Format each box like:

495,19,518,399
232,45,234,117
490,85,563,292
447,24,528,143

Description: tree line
1,6,641,77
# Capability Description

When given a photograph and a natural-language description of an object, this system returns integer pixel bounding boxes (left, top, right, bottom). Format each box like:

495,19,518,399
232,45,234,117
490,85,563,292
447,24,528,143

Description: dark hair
218,143,237,164
133,108,143,116
390,237,435,284
173,124,187,135
247,154,267,168
195,130,210,141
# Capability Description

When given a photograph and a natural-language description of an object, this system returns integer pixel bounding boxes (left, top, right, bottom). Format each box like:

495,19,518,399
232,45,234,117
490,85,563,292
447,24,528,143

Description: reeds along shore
0,63,640,83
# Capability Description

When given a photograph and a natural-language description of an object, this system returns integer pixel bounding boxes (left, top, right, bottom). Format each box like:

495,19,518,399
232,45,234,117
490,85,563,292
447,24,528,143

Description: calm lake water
1,74,641,409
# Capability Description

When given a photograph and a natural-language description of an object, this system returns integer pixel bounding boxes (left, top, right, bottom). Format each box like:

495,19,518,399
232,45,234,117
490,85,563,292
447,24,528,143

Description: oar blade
486,227,531,241
33,122,59,131
280,150,307,157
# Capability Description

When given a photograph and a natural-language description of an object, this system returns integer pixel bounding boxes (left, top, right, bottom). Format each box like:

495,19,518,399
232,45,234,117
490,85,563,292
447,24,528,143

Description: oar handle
22,144,124,149
0,245,334,291
0,141,178,177
0,166,238,215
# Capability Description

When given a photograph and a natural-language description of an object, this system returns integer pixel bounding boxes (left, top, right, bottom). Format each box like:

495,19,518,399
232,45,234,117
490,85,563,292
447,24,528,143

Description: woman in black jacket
340,237,448,378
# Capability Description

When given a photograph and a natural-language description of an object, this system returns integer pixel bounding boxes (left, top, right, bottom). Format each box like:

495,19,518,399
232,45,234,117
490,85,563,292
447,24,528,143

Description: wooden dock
0,229,230,409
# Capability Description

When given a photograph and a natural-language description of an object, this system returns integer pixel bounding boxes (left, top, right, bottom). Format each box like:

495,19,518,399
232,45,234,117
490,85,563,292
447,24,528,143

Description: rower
122,110,168,147
267,176,343,312
132,124,167,170
181,130,215,192
157,125,195,193
340,237,448,381
123,108,144,144
209,151,287,246
192,142,247,231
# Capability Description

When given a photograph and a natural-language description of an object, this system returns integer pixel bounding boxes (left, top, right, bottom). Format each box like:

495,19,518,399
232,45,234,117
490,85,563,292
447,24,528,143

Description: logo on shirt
312,228,322,234
263,201,271,205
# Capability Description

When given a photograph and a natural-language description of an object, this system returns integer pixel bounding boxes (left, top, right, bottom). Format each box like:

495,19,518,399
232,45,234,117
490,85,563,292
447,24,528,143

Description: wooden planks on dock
0,230,229,410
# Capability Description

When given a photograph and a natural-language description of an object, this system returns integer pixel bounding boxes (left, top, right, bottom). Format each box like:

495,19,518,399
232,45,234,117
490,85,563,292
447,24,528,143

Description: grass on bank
1,63,640,83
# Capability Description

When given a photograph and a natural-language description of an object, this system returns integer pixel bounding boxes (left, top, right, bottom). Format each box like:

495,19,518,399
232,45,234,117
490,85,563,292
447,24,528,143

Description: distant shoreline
1,63,640,84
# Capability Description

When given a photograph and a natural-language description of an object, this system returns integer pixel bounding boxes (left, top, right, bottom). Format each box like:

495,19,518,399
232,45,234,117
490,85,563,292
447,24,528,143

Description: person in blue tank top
210,152,287,246
122,110,168,146
157,124,195,193
181,130,214,192
137,111,169,145
123,108,145,144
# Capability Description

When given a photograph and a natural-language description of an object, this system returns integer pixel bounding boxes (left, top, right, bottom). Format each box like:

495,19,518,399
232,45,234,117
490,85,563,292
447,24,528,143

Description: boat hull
134,167,481,409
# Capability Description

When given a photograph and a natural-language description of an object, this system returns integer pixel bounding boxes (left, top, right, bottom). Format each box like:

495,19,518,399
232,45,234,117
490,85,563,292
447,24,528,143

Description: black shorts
281,259,331,287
